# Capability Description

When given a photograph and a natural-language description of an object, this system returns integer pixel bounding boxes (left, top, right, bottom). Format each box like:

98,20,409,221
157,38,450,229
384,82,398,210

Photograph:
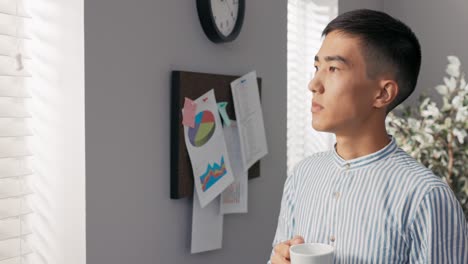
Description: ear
373,80,398,110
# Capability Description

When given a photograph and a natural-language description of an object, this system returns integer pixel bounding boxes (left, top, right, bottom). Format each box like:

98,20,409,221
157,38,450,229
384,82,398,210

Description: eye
329,66,338,72
314,66,318,72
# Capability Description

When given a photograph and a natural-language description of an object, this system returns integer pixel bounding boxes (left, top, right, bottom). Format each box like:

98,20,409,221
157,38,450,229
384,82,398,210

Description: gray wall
339,0,383,14
384,0,468,106
85,1,286,264
340,0,468,107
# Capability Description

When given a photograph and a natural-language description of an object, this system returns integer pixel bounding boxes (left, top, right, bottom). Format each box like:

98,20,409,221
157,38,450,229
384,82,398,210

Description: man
270,9,467,263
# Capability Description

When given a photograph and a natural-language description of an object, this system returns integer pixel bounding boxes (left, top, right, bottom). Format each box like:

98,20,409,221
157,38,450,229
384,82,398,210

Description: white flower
455,106,468,122
413,134,424,144
447,55,461,67
408,118,420,130
444,77,457,93
446,56,461,78
453,128,467,144
441,97,452,112
461,77,466,91
436,85,449,96
424,118,435,127
424,124,434,134
424,133,434,144
419,97,431,111
445,117,452,127
452,95,463,108
421,102,441,119
446,64,460,78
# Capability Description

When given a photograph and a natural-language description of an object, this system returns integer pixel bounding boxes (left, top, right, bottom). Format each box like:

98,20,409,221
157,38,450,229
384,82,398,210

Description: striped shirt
270,135,467,263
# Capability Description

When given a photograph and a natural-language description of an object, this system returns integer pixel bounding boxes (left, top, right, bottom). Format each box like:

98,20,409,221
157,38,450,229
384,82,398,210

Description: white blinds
287,0,337,174
0,0,34,263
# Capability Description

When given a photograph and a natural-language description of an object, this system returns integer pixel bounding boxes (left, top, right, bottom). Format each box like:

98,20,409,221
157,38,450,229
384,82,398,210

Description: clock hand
221,0,234,16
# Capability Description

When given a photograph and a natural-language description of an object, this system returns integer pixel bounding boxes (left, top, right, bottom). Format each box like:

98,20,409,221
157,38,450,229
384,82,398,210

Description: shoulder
386,147,447,190
291,151,333,176
288,150,334,186
293,150,333,173
385,148,460,228
408,185,466,237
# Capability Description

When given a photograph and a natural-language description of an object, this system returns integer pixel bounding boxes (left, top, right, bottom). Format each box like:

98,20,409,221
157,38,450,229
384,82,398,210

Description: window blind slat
0,56,32,77
0,98,30,118
0,14,31,38
0,0,30,18
0,192,32,200
0,12,30,19
0,217,32,242
0,197,32,220
0,254,33,264
0,36,32,58
0,238,32,261
0,233,32,244
0,256,27,264
0,177,32,199
0,77,30,98
0,158,31,179
0,0,17,15
0,138,31,158
0,119,31,137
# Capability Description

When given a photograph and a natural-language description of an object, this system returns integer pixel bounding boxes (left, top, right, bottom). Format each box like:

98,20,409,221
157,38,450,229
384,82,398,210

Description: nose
308,72,324,94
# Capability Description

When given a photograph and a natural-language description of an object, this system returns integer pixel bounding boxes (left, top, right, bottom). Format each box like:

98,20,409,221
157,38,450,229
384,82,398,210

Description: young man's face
309,30,381,135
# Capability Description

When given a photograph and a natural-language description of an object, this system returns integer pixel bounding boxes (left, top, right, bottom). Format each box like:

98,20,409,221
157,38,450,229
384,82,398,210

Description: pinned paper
221,121,248,214
191,187,223,253
182,97,197,128
183,90,234,208
217,102,231,127
231,71,269,169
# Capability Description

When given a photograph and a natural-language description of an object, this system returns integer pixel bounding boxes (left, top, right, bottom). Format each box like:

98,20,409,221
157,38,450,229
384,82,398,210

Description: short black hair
322,9,421,113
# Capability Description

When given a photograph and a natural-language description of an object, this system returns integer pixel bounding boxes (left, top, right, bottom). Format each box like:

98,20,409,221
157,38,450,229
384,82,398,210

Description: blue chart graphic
200,156,227,192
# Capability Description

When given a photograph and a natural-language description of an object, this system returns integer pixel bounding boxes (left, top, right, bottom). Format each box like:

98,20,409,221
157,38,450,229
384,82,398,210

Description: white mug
289,243,334,264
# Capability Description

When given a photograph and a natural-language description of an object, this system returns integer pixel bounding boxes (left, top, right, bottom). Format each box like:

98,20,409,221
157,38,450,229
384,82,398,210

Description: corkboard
170,71,262,199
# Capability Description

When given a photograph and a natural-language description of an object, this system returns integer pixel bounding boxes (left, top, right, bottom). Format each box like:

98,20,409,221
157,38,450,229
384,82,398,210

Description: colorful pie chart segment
188,111,216,147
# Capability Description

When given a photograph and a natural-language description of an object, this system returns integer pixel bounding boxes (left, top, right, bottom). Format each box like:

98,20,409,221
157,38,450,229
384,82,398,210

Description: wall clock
196,0,245,43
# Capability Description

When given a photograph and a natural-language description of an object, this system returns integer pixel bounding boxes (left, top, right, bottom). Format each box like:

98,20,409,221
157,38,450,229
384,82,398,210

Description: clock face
196,0,244,43
210,0,239,37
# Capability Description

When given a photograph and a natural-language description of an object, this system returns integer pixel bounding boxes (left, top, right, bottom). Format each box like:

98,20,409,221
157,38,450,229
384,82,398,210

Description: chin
312,121,329,132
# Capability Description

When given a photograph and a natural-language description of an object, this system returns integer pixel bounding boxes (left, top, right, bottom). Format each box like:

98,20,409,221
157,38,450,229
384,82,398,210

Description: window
287,0,338,174
1,1,86,263
0,0,35,262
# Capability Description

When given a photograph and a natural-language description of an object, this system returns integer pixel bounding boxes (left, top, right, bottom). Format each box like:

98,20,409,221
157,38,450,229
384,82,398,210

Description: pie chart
188,111,216,147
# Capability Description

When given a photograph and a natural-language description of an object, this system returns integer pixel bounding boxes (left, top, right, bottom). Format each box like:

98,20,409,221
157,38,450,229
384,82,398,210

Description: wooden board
170,71,262,199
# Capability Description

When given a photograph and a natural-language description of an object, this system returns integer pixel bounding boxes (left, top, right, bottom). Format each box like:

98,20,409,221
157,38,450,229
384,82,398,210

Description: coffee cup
289,243,334,264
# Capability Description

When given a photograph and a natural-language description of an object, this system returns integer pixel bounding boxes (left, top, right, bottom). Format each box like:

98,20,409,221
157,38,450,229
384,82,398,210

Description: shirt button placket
334,191,340,199
330,166,346,246
332,163,352,245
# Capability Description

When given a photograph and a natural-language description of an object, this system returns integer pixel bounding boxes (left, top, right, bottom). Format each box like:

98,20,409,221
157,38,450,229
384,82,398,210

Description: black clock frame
196,0,245,43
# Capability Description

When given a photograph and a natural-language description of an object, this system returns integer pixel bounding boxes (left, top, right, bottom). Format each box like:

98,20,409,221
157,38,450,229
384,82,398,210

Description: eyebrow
314,55,350,66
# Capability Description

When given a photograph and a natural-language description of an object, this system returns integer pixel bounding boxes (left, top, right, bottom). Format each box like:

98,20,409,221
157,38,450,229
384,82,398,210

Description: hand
270,235,305,264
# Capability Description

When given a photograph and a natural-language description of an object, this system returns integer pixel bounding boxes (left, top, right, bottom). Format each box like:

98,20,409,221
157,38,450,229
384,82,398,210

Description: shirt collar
332,135,397,170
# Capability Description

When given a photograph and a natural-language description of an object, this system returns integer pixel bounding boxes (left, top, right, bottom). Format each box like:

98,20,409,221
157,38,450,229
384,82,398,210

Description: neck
334,120,390,161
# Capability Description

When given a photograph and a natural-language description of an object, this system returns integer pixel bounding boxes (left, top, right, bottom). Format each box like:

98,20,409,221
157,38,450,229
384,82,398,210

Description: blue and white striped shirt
270,135,467,263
